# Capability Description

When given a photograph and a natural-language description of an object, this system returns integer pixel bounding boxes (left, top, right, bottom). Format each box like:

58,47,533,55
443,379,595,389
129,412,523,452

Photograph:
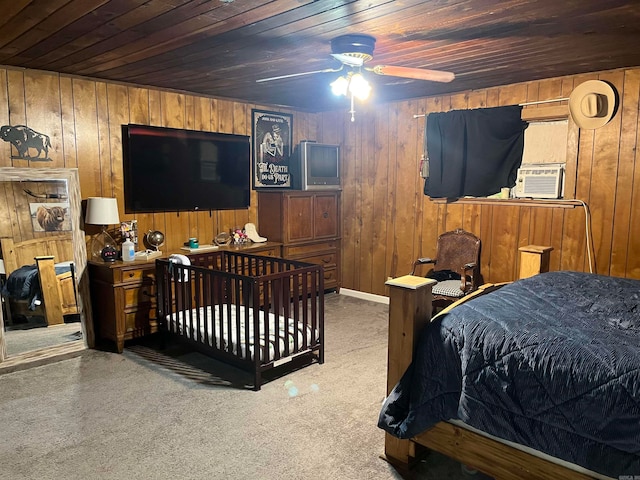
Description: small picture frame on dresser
120,220,138,249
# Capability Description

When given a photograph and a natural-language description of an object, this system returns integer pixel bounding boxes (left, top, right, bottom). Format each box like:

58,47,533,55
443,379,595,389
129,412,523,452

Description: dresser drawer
122,281,156,308
116,266,155,284
91,263,155,284
283,240,338,258
257,247,280,257
322,267,339,290
295,251,337,268
322,266,338,282
124,308,157,335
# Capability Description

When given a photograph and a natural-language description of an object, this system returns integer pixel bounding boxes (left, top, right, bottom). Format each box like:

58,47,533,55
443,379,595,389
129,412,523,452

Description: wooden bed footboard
383,277,599,479
1,235,78,326
156,251,324,390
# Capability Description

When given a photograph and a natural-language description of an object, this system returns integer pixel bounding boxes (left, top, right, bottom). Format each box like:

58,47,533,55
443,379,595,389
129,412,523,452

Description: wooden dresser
89,259,157,353
213,241,281,257
88,241,282,352
258,190,341,291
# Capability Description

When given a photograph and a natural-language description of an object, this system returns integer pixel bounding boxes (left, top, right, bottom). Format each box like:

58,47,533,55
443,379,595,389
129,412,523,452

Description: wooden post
35,256,65,326
518,245,553,279
383,275,436,466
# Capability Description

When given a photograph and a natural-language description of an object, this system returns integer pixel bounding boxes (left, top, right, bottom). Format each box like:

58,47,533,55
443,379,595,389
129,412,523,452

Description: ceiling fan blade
256,67,342,83
370,65,455,83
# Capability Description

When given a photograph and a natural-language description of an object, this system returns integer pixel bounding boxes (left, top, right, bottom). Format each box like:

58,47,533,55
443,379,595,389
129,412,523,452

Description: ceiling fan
256,34,455,84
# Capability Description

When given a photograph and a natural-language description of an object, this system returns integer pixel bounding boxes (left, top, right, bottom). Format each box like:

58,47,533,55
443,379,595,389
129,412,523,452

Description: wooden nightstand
88,259,158,353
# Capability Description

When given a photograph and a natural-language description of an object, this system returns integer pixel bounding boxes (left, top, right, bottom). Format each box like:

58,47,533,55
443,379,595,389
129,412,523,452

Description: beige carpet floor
0,293,487,480
4,320,82,356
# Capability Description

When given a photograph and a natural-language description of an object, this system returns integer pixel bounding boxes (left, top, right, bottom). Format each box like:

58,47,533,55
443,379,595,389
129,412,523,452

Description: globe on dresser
146,230,165,251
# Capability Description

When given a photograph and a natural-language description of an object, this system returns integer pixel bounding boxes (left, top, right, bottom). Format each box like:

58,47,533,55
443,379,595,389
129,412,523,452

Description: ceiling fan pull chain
350,94,356,122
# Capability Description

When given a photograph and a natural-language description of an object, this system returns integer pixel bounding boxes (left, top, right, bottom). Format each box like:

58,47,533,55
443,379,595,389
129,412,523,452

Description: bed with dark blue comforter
378,271,640,478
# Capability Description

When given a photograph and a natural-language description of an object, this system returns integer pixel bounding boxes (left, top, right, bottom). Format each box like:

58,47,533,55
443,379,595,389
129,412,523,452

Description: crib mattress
167,305,317,363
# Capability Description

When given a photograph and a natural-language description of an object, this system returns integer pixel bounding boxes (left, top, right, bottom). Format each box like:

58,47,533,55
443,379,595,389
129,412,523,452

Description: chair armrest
411,257,435,275
416,257,435,264
460,263,479,292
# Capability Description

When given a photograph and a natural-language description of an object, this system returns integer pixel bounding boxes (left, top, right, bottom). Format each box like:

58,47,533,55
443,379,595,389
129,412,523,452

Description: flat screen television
122,124,250,213
290,141,340,190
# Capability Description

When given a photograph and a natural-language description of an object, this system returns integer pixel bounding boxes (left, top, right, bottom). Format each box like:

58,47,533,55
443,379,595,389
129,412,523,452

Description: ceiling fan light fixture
330,53,367,67
330,76,349,96
331,34,376,59
349,73,371,100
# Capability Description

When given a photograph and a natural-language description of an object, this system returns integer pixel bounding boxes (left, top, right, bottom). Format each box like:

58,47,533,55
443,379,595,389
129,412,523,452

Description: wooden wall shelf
430,198,583,209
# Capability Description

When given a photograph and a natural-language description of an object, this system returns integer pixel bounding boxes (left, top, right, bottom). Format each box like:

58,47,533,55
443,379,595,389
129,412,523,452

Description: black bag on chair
427,269,461,282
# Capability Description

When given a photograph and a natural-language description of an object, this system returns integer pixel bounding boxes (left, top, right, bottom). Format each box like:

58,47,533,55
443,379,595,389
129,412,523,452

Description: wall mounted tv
122,124,250,213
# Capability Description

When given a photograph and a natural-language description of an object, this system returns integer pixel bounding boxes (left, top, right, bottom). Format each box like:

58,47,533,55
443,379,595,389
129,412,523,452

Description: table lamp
85,197,120,261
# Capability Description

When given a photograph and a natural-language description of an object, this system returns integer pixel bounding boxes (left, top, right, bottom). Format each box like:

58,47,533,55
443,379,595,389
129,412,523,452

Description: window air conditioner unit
514,164,564,199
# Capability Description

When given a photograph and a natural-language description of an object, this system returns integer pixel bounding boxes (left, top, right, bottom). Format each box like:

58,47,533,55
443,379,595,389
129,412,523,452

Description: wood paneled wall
2,66,639,299
0,68,318,253
320,67,640,296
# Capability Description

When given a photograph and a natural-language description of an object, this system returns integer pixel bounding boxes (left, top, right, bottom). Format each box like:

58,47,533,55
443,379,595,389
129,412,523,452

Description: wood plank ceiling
1,0,640,112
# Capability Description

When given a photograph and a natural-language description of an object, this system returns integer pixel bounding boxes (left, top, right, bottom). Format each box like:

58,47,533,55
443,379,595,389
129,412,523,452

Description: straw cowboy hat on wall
569,80,618,129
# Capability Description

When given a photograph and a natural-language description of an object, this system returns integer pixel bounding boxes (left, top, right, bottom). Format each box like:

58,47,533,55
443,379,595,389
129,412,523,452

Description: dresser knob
323,212,329,218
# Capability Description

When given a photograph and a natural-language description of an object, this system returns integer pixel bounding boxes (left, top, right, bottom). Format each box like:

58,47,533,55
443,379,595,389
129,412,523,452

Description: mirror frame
0,167,93,372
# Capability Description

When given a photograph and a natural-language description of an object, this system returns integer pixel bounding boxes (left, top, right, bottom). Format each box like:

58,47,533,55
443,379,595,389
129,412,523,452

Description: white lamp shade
85,197,120,225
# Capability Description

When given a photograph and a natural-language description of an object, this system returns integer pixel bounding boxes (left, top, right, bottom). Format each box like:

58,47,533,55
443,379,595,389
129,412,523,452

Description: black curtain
424,106,528,198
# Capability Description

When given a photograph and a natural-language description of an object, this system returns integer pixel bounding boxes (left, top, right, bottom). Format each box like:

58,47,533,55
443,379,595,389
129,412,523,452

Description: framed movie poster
251,109,293,188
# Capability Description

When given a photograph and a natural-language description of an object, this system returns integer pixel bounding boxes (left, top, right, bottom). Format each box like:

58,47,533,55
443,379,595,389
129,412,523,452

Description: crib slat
225,277,233,355
292,273,301,352
193,270,202,344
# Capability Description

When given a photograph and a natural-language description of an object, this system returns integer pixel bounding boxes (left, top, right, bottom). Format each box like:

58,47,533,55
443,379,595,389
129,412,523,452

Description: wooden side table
518,245,553,279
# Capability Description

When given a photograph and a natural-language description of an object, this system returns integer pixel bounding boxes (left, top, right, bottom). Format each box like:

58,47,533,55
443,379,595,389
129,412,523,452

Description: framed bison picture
29,202,71,232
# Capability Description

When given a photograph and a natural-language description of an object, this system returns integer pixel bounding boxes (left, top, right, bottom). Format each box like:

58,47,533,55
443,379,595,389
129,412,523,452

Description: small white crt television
290,141,340,190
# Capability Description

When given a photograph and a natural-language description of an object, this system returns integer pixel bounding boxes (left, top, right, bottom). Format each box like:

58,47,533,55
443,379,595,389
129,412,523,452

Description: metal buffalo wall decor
0,125,52,161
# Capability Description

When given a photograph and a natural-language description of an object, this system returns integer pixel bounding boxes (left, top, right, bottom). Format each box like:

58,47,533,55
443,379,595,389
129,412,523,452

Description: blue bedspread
378,271,640,478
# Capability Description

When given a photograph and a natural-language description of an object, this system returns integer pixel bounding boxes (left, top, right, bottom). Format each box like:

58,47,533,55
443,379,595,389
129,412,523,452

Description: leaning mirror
0,168,92,370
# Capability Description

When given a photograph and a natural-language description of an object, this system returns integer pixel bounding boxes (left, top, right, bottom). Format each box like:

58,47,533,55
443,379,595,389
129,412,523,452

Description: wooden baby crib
155,251,324,390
